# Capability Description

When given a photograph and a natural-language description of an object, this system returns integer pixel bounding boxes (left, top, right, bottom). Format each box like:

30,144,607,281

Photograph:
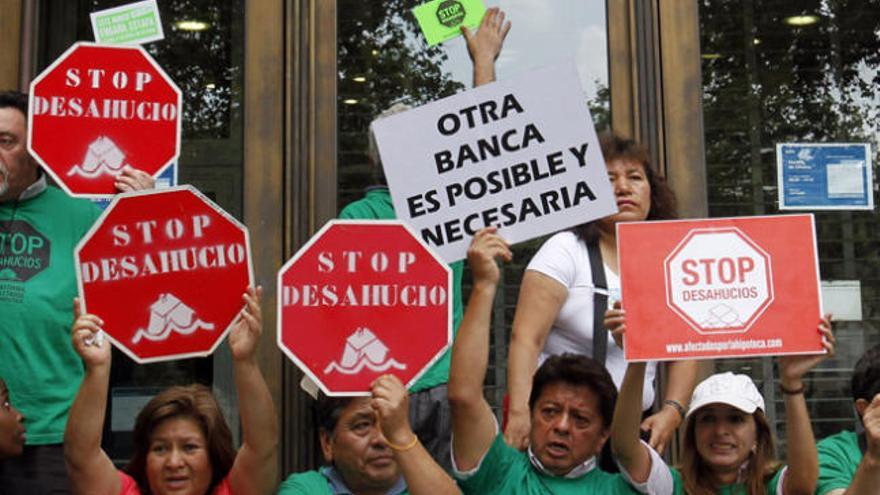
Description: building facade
2,0,878,478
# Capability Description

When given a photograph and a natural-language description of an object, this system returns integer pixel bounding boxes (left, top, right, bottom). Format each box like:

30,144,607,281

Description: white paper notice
827,160,866,197
820,280,862,321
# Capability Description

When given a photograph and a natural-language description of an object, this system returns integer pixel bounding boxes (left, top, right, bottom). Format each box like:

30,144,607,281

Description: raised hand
462,7,511,66
778,314,835,387
864,394,880,462
466,227,512,287
71,297,111,369
371,374,414,448
114,165,155,192
604,300,626,349
228,286,263,363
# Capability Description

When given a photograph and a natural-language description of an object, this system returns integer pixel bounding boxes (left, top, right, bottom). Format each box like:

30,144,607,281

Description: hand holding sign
71,298,111,370
777,314,835,388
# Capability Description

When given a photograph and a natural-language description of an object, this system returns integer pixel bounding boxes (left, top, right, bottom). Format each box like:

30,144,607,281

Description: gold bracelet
386,434,419,452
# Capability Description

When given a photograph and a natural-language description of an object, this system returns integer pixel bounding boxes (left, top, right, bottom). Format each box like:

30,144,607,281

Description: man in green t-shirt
816,344,880,495
337,6,510,472
448,229,671,494
278,375,458,495
0,90,154,493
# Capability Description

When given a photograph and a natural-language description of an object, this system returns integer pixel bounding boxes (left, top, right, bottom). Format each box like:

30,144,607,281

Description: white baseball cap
686,371,765,418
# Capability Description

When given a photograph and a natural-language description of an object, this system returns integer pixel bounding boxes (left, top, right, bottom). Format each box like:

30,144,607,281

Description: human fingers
461,25,474,41
481,7,498,29
120,166,155,190
494,10,505,30
113,174,137,192
73,297,82,318
499,19,511,41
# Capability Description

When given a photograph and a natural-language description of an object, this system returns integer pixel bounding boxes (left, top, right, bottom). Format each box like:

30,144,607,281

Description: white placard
372,63,617,262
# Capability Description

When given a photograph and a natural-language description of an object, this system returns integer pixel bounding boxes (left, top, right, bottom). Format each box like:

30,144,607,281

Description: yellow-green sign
413,0,486,46
90,0,164,45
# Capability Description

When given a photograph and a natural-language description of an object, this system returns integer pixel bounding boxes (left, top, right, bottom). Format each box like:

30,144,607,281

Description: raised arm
641,359,697,455
505,271,566,450
448,227,512,470
778,314,835,495
462,7,511,87
372,375,461,495
226,287,279,495
607,301,654,483
64,299,120,495
832,394,880,495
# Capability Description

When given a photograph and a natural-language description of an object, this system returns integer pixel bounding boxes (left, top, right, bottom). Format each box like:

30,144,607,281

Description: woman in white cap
607,310,834,495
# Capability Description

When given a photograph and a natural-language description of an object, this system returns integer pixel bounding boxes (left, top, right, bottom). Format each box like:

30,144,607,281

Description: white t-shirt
527,231,658,411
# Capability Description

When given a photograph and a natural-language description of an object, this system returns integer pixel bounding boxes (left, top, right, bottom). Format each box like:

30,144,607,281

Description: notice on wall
618,214,825,361
90,0,164,45
821,280,862,321
372,63,617,262
777,143,874,210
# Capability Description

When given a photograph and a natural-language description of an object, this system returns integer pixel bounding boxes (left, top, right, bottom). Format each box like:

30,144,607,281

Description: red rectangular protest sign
618,214,824,361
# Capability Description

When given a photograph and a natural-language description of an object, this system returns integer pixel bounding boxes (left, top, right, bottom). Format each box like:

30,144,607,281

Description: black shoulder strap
587,241,608,364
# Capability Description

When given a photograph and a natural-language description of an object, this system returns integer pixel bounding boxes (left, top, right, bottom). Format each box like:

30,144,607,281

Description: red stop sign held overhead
277,221,451,396
75,186,253,363
29,42,181,197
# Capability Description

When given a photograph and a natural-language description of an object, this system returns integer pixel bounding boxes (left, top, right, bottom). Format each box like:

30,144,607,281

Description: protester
63,287,277,495
505,133,697,455
608,303,834,495
0,378,26,461
815,343,880,495
279,375,459,495
0,89,154,492
336,7,510,470
448,227,671,494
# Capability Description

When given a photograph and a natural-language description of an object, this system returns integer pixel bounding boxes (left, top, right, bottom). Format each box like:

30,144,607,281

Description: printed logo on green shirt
436,0,466,27
0,221,51,282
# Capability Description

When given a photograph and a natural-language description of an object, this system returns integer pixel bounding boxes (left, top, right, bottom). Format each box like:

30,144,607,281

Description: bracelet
663,399,686,420
780,383,806,395
386,434,419,452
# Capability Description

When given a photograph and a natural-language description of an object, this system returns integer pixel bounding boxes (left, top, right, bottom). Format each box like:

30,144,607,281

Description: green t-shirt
277,468,410,494
338,187,464,392
277,471,334,494
454,433,644,494
816,429,860,495
0,185,101,444
670,465,784,495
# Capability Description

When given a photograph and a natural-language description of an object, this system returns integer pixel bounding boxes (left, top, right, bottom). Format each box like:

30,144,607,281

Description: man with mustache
448,228,671,494
278,375,459,495
0,90,153,493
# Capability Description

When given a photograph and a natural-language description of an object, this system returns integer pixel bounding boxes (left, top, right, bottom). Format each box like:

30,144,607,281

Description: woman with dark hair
64,287,277,495
505,132,697,455
609,309,835,495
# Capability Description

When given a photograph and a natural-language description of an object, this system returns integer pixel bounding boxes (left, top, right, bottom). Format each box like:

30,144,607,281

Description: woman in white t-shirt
504,132,698,457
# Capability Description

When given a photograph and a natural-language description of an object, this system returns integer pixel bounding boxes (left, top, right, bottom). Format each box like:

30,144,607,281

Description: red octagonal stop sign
29,42,181,197
664,227,774,335
277,221,451,396
75,186,252,363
